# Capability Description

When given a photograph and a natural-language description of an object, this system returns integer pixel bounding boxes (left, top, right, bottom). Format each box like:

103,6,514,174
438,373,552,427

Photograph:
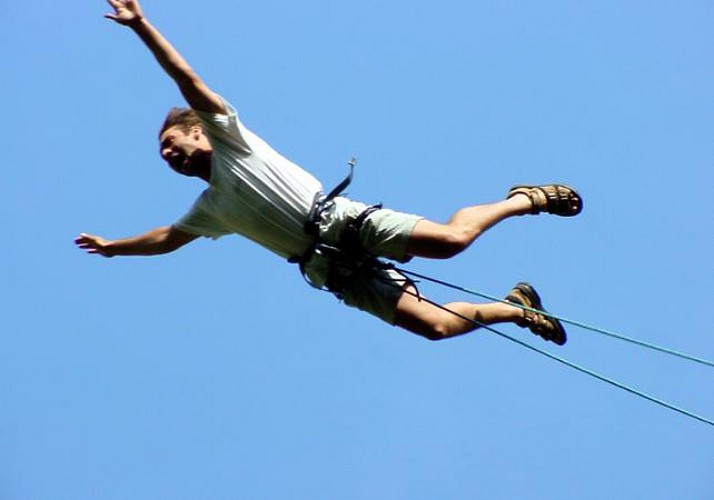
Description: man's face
159,125,212,179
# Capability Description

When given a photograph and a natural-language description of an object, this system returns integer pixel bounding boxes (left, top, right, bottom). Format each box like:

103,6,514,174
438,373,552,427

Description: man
76,0,582,344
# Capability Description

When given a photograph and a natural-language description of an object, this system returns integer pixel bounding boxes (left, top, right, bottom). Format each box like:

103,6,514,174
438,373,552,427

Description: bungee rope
397,268,714,369
386,272,714,428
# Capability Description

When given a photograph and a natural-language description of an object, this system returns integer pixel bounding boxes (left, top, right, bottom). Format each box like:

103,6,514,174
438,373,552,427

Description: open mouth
169,153,191,174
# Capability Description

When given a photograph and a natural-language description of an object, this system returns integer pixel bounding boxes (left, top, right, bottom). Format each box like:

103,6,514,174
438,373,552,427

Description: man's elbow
161,227,198,253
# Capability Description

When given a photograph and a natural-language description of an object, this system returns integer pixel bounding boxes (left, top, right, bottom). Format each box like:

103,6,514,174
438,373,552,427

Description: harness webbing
290,159,384,295
301,160,356,238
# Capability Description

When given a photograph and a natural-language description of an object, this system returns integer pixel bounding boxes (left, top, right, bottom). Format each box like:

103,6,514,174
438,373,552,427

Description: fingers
104,0,134,24
75,232,115,258
75,233,102,253
75,232,95,243
75,233,90,245
104,0,121,17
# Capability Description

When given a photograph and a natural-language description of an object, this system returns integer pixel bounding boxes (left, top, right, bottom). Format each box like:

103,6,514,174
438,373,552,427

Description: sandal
505,282,567,346
507,184,583,217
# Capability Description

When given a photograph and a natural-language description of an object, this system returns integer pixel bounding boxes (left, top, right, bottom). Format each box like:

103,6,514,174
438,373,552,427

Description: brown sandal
505,282,567,346
507,184,583,217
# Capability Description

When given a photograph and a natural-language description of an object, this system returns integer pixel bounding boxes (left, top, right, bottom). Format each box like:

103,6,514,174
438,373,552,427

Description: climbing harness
302,158,358,240
289,159,404,299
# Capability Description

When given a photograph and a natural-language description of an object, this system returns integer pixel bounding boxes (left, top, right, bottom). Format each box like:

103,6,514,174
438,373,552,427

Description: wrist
103,240,119,257
128,15,148,31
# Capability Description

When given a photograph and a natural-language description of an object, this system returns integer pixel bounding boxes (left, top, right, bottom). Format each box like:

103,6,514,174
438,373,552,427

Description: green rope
487,325,714,427
394,284,714,428
398,268,714,369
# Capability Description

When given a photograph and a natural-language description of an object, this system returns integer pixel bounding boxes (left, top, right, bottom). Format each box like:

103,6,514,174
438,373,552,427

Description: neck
191,150,212,182
198,169,211,182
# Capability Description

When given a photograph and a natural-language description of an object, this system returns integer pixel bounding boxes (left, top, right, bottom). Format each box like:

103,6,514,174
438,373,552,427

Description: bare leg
406,195,532,259
394,285,525,341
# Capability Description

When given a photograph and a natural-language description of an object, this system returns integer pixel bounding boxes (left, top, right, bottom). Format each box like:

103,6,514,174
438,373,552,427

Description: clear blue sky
3,1,713,499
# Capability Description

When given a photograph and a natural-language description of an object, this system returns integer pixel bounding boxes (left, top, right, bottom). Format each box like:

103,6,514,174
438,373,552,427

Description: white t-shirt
174,97,323,259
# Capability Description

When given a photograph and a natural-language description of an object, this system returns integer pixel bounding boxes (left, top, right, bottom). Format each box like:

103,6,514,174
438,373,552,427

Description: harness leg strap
340,204,383,256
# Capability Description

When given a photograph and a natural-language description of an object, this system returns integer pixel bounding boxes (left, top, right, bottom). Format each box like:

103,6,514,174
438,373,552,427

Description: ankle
506,194,533,215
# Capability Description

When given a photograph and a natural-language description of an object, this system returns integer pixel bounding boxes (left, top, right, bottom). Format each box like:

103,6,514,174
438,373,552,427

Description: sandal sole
510,282,568,346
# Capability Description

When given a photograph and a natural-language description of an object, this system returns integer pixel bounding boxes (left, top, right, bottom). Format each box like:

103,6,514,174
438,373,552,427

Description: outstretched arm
105,0,226,114
75,225,199,257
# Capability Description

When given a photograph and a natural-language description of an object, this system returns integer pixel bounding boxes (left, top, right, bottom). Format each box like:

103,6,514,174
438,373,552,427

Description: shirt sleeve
173,191,229,240
193,96,253,155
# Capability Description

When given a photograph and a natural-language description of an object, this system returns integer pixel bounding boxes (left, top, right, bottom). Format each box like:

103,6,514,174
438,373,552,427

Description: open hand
104,0,144,26
75,233,115,258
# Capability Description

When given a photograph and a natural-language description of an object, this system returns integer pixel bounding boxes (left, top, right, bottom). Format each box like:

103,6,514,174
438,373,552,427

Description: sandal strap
526,314,555,341
505,282,567,345
507,184,582,217
542,185,576,215
507,187,542,214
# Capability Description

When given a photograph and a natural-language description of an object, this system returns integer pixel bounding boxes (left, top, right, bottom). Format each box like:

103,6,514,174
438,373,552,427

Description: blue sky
3,1,714,499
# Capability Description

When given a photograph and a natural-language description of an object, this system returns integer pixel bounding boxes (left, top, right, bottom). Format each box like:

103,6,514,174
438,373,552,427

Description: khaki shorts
304,197,423,324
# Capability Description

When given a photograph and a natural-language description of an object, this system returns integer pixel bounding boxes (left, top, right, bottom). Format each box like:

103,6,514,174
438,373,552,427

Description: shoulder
194,95,236,127
185,188,216,212
195,96,253,153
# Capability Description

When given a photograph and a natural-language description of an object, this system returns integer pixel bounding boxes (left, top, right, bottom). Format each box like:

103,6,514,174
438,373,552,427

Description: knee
419,322,452,341
433,227,473,259
400,311,452,341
